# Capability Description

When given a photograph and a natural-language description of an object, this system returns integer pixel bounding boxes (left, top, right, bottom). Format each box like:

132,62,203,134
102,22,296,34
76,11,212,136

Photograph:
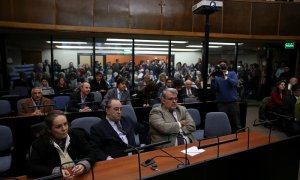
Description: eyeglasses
165,97,178,101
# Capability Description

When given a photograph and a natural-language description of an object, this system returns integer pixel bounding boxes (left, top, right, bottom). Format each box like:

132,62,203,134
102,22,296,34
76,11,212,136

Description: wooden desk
77,131,274,180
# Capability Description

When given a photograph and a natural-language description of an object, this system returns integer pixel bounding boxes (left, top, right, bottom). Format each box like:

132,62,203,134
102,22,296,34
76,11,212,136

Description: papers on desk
181,146,205,156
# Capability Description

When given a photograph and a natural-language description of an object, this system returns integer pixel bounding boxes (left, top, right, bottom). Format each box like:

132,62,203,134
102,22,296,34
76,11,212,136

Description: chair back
187,108,204,141
183,97,199,104
91,91,102,109
53,96,70,111
71,117,102,135
0,125,13,173
0,100,12,116
187,108,201,127
16,98,26,114
121,105,140,145
204,112,232,138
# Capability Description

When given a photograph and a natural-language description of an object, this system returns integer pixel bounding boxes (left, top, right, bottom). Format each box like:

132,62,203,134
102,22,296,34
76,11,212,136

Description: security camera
192,0,223,14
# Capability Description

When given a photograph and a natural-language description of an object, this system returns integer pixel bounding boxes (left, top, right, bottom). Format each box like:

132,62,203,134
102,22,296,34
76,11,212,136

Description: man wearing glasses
90,98,137,161
149,88,196,149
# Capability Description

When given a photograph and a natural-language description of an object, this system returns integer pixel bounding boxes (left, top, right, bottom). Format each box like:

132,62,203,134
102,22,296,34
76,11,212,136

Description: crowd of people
6,57,300,178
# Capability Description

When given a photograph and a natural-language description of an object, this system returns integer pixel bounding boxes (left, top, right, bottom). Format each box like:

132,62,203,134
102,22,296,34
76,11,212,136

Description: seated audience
54,77,71,94
149,88,196,149
89,72,109,92
181,79,198,98
67,82,98,112
267,79,288,114
102,77,131,107
27,111,96,178
90,99,137,160
40,78,55,95
19,87,53,116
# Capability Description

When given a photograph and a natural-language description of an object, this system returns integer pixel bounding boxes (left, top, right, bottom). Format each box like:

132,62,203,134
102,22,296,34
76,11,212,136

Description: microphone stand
253,118,279,143
125,144,142,180
176,134,189,167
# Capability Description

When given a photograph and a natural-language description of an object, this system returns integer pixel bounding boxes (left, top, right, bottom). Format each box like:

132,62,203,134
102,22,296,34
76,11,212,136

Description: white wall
173,51,202,65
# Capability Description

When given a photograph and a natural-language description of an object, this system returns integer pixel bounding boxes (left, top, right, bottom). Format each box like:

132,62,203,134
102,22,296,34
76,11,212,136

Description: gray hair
161,88,178,99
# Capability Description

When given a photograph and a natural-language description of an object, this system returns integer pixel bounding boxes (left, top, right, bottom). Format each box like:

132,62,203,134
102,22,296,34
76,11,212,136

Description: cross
158,0,166,14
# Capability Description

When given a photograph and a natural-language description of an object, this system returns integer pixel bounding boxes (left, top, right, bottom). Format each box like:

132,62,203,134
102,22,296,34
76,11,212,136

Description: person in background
27,111,96,178
211,60,241,133
40,78,55,95
149,88,196,149
267,79,288,115
102,77,131,107
67,82,98,112
19,87,53,116
181,79,198,98
54,77,71,94
89,72,108,93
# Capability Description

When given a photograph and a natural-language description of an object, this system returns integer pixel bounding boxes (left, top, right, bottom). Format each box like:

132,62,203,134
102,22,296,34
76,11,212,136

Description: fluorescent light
106,38,187,44
104,43,172,47
47,41,87,44
172,48,201,52
186,45,221,48
209,42,243,45
56,45,92,49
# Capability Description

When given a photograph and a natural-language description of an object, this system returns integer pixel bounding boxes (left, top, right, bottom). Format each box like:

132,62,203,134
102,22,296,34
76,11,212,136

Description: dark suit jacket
67,90,98,112
19,97,53,116
282,95,297,117
101,88,131,107
90,117,136,161
27,129,96,178
181,87,198,98
89,79,108,92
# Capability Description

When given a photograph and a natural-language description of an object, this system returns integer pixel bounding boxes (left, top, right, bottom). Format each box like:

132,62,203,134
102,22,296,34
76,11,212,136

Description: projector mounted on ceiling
192,0,223,15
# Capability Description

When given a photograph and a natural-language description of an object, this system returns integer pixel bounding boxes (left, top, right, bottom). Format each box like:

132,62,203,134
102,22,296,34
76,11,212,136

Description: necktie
169,111,184,145
118,92,122,101
115,121,127,135
187,89,191,96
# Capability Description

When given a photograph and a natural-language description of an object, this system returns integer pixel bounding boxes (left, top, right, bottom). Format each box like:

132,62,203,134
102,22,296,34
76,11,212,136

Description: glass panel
5,31,51,96
52,35,93,93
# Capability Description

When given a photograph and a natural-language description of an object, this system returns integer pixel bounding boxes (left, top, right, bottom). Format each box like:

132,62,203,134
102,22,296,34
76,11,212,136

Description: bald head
185,80,192,89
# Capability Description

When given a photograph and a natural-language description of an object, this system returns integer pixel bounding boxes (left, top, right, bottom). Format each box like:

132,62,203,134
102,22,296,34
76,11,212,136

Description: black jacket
67,90,98,112
27,129,96,178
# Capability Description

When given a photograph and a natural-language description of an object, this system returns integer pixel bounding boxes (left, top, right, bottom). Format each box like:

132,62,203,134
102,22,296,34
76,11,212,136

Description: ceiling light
186,45,221,48
47,41,87,44
209,42,243,45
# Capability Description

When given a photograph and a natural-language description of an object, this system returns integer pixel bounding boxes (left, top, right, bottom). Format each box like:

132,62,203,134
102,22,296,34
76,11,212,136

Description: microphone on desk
33,173,62,180
28,104,56,109
176,134,189,168
124,140,171,153
125,143,142,180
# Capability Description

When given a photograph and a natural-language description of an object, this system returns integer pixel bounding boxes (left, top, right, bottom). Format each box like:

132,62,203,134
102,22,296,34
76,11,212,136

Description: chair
91,91,102,109
121,105,141,146
53,96,70,111
0,125,13,174
71,117,102,135
183,97,199,104
16,98,27,114
187,108,204,141
0,100,12,116
204,112,232,138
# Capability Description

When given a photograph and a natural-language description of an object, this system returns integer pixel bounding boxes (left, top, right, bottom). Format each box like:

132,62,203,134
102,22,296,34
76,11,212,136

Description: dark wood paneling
13,0,55,24
162,0,193,31
94,0,130,28
223,1,251,34
130,0,161,30
56,0,93,26
252,3,279,35
0,0,12,21
279,3,300,36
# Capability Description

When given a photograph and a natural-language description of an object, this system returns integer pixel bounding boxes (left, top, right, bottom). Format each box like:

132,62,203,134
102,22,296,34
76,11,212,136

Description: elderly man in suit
102,77,131,107
149,88,196,149
67,82,98,112
19,87,53,116
181,79,198,98
90,98,137,160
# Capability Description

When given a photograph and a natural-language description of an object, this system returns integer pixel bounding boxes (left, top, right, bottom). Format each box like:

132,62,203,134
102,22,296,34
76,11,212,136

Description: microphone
124,140,171,153
77,101,97,106
176,134,189,168
28,104,56,109
125,144,142,180
33,174,62,180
